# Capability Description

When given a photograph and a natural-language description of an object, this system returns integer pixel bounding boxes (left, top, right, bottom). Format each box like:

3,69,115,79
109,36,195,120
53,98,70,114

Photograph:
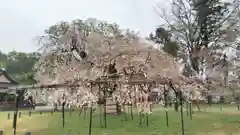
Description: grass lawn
0,105,240,135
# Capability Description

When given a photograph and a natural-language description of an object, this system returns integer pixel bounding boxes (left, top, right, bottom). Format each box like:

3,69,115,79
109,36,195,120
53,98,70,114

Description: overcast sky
0,0,170,53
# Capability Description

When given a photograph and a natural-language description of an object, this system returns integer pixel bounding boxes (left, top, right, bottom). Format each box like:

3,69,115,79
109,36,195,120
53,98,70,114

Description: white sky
0,0,170,53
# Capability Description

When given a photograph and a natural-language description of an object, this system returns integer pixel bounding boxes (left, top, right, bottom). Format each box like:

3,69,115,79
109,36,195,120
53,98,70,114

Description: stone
24,132,31,135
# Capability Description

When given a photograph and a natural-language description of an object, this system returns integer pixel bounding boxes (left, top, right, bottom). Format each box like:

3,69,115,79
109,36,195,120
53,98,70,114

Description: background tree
0,51,7,68
149,27,179,57
0,50,40,84
154,0,239,79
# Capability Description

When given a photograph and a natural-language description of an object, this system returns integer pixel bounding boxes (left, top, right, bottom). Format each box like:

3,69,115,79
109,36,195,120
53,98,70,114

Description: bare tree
154,0,240,79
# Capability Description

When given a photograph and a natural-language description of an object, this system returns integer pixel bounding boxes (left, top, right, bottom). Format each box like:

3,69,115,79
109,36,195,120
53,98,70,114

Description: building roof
0,68,18,84
0,68,19,92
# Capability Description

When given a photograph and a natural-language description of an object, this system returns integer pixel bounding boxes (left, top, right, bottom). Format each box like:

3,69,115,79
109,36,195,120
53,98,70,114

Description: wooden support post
164,87,169,127
84,109,87,120
189,102,192,120
88,107,93,135
99,104,102,127
165,108,169,127
180,91,185,135
7,113,10,120
146,113,149,127
88,82,93,135
139,112,142,126
0,129,3,135
69,107,72,116
104,90,107,128
62,101,65,128
13,90,20,135
130,103,133,120
18,112,21,118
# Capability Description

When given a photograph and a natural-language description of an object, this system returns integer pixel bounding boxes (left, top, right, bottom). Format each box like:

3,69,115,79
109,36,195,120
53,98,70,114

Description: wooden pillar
0,129,3,135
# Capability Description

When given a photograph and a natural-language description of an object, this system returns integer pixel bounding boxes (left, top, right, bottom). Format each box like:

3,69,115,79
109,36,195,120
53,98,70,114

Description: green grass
1,106,240,135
